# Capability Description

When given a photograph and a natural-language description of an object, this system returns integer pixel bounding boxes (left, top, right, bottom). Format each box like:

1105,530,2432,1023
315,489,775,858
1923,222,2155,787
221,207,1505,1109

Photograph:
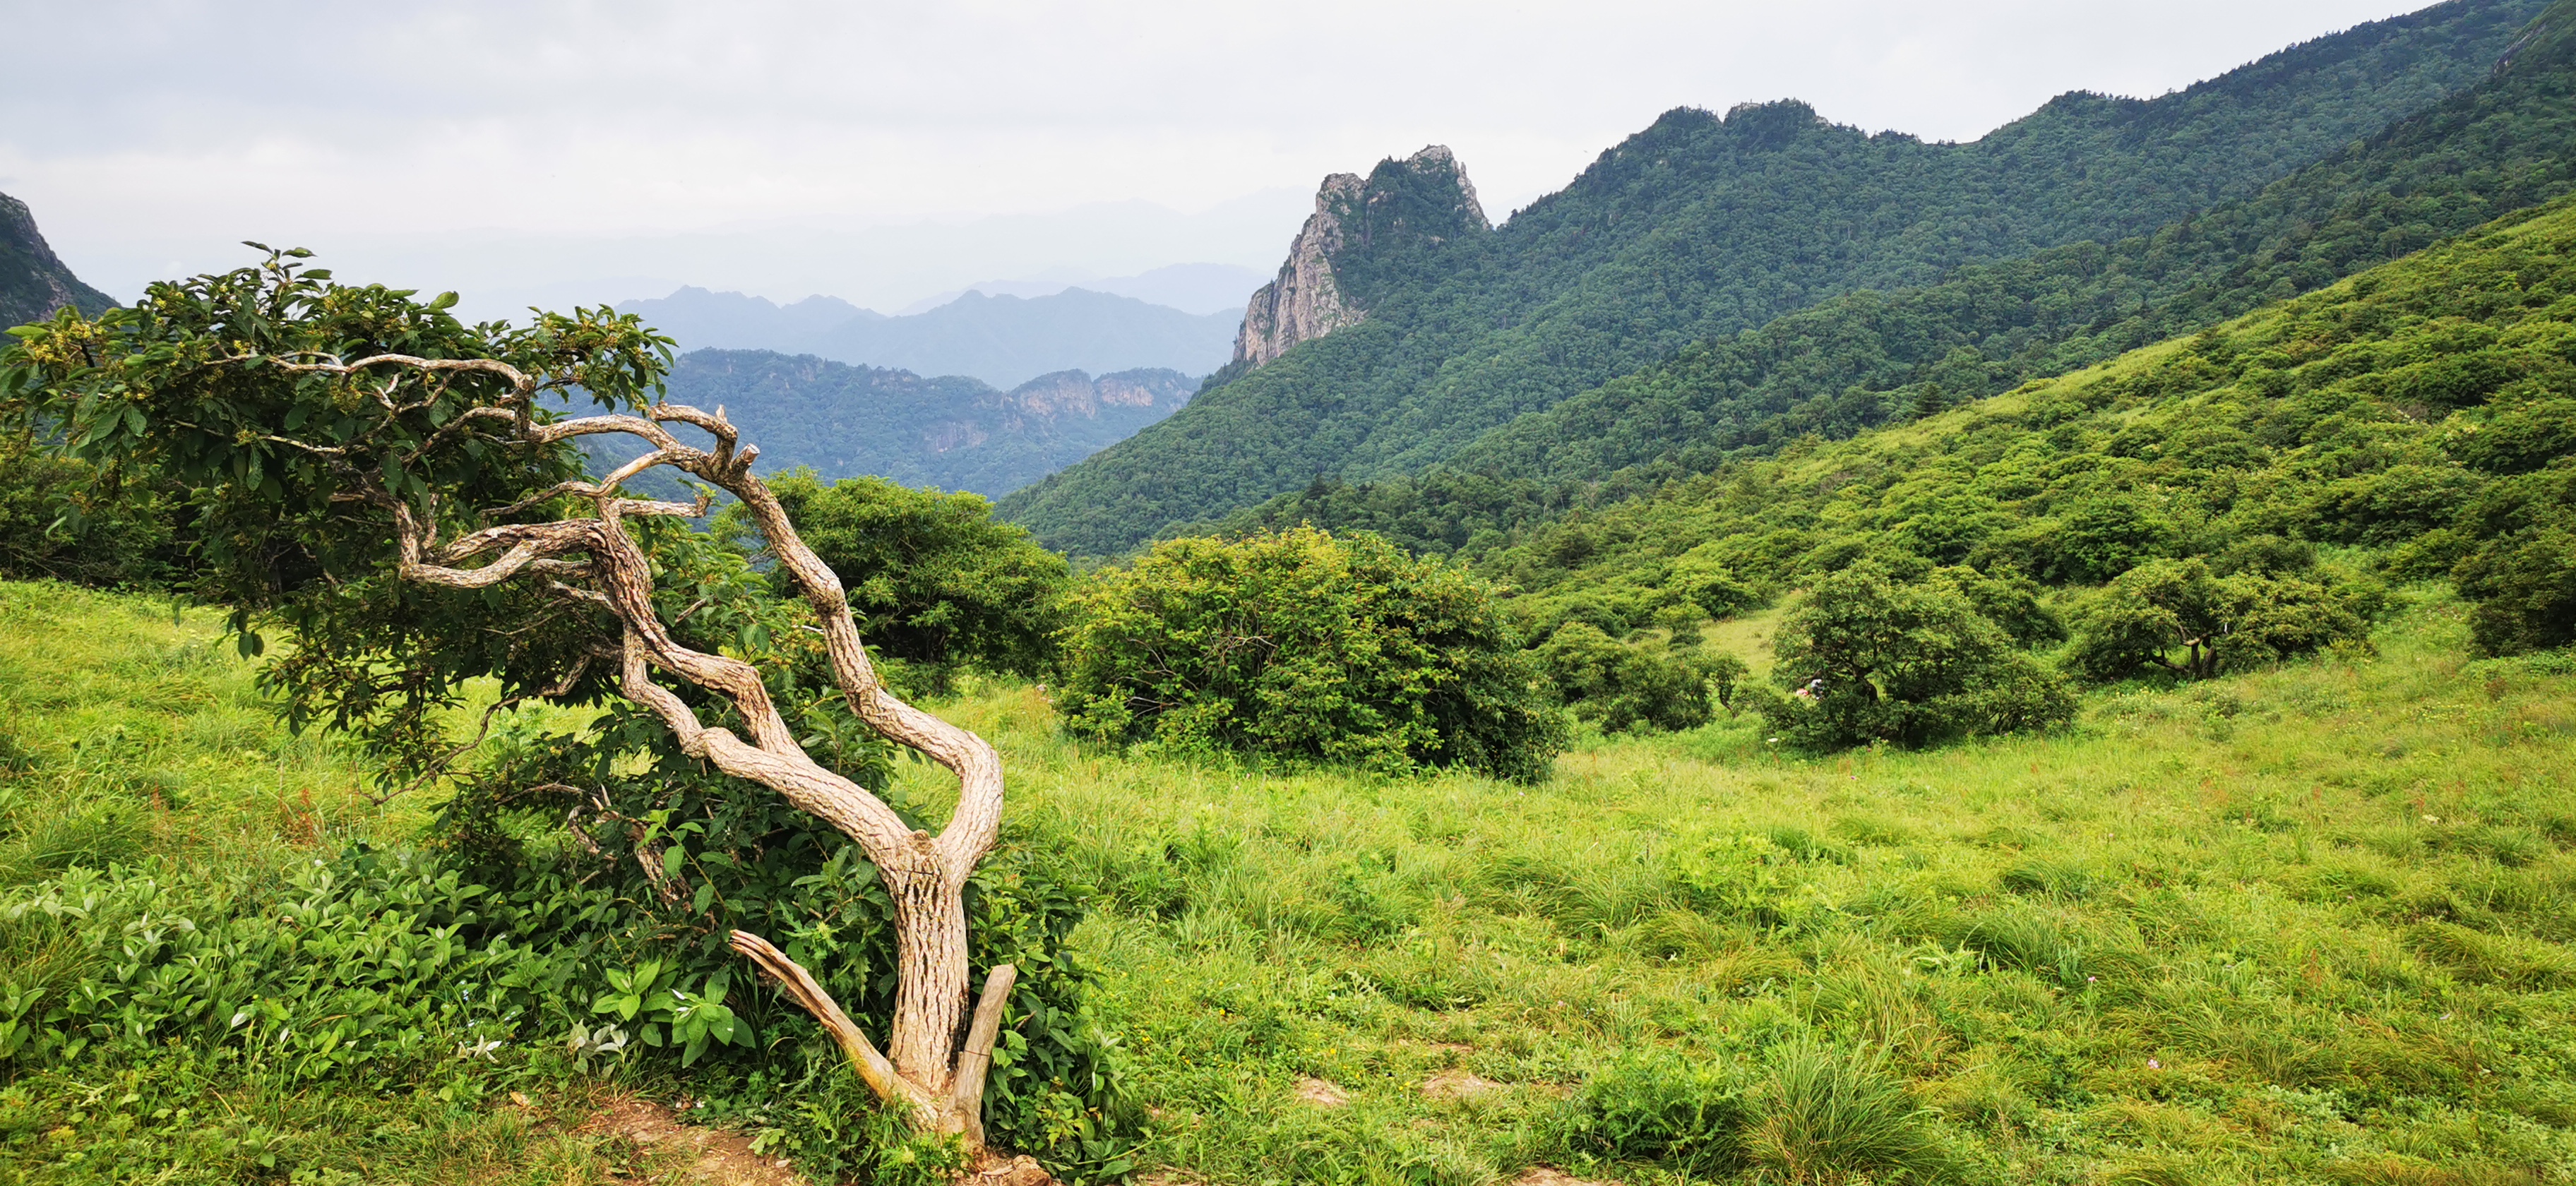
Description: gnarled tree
0,251,1018,1147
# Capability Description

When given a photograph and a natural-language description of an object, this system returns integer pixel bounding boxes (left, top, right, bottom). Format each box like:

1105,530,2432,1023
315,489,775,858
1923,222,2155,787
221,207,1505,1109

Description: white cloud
1,0,2428,312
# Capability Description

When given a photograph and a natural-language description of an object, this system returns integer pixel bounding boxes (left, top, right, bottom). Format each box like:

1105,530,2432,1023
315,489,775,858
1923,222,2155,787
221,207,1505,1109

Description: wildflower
2148,1058,2161,1070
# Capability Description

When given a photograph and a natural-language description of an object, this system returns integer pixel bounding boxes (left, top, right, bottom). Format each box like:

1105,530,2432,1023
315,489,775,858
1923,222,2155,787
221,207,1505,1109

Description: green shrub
425,727,1140,1180
0,436,184,589
1056,527,1565,780
2026,495,2181,584
1558,1047,1753,1176
1532,621,1720,733
2452,463,2576,654
2066,558,2373,681
741,471,1073,688
1558,1042,1948,1184
1753,559,2077,750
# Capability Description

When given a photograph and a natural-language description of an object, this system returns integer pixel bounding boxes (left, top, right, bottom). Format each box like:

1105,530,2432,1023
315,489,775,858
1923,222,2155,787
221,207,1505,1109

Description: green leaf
662,847,686,880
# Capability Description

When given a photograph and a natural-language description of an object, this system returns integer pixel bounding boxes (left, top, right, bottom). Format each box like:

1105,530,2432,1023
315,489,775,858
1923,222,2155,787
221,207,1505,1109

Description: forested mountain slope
1002,0,2548,555
1492,191,2576,665
586,349,1195,497
1212,0,2576,557
0,193,114,327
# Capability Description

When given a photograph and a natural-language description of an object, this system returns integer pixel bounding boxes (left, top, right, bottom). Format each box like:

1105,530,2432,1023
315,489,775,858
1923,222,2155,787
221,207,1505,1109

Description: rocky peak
1,192,115,327
1233,145,1487,369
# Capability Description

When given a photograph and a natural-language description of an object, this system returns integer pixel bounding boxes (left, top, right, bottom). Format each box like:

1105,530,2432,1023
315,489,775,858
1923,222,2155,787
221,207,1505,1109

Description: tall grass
7,578,2576,1182
907,589,2576,1183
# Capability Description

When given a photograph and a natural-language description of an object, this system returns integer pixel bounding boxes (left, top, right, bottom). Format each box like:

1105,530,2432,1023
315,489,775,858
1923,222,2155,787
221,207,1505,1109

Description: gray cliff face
1232,145,1486,369
1,193,116,327
925,369,1195,455
1232,172,1368,369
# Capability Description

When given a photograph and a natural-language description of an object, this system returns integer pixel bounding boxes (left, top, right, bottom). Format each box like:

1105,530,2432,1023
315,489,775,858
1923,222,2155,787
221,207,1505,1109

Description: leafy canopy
1056,527,1565,781
2066,557,2375,681
731,471,1073,690
0,249,672,771
1753,558,2078,750
0,253,1140,1170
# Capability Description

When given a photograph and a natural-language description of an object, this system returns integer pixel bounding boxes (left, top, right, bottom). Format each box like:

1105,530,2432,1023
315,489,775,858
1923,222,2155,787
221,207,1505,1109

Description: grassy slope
921,596,2576,1184
4,589,2575,1182
0,583,698,1185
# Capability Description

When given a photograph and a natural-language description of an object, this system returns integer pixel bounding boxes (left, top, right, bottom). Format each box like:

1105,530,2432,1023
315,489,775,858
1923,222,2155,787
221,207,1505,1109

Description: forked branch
309,354,1020,1144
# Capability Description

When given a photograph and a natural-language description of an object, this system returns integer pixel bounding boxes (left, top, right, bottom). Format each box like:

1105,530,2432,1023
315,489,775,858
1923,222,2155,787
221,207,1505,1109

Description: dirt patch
964,1151,1057,1185
1421,1068,1501,1101
580,1096,808,1186
1294,1077,1352,1108
1512,1168,1618,1186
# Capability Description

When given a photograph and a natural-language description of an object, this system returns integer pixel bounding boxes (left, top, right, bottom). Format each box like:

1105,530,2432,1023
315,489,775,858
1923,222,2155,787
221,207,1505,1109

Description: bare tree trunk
884,844,970,1092
263,354,1027,1151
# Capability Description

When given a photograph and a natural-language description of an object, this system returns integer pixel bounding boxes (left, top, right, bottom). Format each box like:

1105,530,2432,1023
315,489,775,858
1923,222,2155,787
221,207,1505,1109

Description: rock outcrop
1233,145,1488,369
0,193,115,328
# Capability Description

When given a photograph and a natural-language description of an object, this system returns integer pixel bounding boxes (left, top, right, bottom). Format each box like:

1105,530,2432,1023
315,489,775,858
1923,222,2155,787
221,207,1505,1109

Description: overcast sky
3,0,2437,316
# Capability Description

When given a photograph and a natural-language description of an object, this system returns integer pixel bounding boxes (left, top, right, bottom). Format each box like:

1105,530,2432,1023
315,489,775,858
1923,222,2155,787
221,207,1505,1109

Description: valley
4,1,2576,1183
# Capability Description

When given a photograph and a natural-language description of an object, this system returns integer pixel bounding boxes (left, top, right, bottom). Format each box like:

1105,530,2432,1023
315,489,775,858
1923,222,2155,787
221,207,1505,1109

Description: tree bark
284,358,1021,1149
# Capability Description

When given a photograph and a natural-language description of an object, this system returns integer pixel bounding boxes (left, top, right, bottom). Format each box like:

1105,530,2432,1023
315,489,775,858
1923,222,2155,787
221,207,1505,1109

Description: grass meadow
5,576,2576,1183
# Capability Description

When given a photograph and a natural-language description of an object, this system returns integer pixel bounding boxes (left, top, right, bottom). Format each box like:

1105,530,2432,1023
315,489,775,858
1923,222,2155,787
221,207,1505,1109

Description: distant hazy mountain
619,284,1238,388
898,263,1268,316
590,349,1195,497
1,193,114,327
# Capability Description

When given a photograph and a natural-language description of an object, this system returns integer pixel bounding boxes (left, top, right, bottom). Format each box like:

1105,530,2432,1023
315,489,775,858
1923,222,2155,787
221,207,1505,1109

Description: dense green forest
1002,0,2550,556
1207,0,2576,559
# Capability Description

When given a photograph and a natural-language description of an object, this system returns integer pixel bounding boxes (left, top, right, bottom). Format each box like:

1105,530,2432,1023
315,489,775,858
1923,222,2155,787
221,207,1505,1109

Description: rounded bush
1056,527,1564,780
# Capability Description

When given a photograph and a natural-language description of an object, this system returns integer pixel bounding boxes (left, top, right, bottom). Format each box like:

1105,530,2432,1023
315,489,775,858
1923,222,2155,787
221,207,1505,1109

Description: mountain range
895,262,1268,316
583,351,1196,498
616,282,1241,389
999,0,2560,556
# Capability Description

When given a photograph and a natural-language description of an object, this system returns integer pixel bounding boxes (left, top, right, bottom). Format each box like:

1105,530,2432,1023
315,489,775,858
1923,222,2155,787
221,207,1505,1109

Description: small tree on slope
0,252,1018,1148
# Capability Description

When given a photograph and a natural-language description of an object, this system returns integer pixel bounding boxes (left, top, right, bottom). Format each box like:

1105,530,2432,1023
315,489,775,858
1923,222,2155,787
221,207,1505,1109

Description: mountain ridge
1197,0,2576,560
998,0,2553,556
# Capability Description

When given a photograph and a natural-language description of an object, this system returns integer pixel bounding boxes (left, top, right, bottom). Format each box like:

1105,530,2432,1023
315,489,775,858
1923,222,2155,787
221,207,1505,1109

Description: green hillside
1213,0,2576,561
13,5,2576,1182
9,195,2576,1185
1465,188,2576,702
1002,0,2549,555
8,582,2576,1182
